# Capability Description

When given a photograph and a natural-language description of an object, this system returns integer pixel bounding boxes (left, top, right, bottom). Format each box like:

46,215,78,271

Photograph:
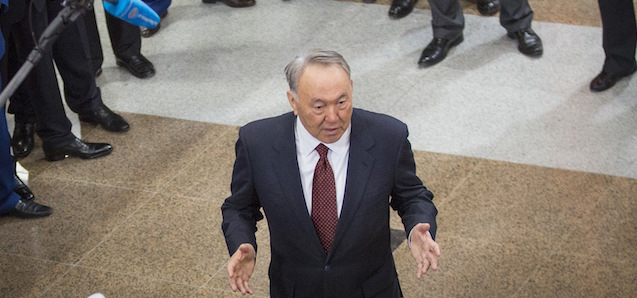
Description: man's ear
287,90,298,115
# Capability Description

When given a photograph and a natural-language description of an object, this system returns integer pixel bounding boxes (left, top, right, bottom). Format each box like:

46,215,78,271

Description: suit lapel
271,114,325,254
329,111,375,257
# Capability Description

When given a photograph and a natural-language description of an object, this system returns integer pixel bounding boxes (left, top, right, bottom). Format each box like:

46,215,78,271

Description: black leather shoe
11,122,35,158
507,28,543,57
79,104,130,132
141,23,160,38
202,0,255,7
477,0,499,16
590,67,637,92
115,54,155,78
14,174,35,202
42,137,113,161
141,11,167,38
11,199,52,218
388,0,417,19
418,35,463,67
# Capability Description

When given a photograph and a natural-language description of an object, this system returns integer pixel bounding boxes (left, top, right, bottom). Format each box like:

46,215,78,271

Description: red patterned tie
312,143,338,253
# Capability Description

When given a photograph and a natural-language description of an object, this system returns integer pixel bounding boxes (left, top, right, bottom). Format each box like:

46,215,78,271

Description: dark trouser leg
5,11,74,146
48,0,103,115
427,0,464,40
105,12,142,58
83,9,104,72
499,0,533,34
598,0,637,76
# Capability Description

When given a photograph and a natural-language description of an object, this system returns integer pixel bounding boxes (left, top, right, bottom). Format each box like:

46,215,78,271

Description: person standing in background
1,0,114,161
0,0,52,217
418,0,543,67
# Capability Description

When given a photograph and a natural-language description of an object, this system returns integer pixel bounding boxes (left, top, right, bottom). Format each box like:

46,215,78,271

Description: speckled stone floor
1,0,636,297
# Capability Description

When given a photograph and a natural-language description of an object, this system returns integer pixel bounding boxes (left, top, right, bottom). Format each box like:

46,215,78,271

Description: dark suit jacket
222,108,437,298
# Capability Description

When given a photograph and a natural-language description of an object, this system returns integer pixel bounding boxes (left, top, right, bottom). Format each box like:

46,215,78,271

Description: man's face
287,64,353,144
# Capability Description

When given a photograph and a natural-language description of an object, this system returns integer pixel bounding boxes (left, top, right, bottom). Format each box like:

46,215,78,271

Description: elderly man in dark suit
221,49,440,297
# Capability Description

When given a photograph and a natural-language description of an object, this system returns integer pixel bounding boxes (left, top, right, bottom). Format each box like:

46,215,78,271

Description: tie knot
316,144,329,159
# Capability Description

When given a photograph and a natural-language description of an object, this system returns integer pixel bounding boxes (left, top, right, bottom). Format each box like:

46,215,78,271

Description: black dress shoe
389,0,417,19
11,199,52,218
42,137,113,161
507,28,543,57
590,67,637,92
418,35,464,67
79,104,130,132
141,11,167,38
477,0,499,16
202,0,255,7
11,122,35,158
14,174,35,202
115,54,155,78
141,22,160,38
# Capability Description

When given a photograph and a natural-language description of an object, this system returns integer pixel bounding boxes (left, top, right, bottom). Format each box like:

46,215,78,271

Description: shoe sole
44,148,113,162
79,118,130,133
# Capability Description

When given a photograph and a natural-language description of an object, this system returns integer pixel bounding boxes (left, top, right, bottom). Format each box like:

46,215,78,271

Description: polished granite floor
1,0,636,297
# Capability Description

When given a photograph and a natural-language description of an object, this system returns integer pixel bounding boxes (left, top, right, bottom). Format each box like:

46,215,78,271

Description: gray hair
284,49,351,96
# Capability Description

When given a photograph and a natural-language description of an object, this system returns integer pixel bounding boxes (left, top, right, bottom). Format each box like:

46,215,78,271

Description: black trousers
427,0,534,40
0,0,74,146
83,6,143,71
46,0,105,116
598,0,637,76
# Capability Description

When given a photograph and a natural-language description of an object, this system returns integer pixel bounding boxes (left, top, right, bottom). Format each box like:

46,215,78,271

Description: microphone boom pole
0,0,94,107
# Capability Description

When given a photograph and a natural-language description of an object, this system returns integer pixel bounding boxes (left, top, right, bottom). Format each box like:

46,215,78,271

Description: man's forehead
301,63,348,78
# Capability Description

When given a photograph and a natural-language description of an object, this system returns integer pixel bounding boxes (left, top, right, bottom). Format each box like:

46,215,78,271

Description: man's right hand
227,243,256,295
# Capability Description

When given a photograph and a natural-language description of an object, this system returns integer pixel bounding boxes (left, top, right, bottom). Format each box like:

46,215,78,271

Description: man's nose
324,105,339,122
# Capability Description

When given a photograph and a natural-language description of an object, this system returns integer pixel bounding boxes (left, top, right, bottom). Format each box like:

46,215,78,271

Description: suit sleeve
221,127,264,256
389,127,438,240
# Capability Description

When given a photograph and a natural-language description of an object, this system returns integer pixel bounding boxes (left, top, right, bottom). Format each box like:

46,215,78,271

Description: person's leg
48,0,102,115
590,0,637,91
418,0,464,67
7,10,75,147
599,0,637,76
105,13,155,78
428,0,464,40
498,0,533,33
105,12,141,58
0,105,20,214
83,9,104,75
499,0,542,57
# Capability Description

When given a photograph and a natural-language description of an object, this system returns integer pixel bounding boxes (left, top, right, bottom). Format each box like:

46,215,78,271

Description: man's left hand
409,223,440,279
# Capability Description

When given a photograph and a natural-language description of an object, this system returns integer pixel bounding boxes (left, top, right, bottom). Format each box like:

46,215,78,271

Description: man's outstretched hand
227,243,256,295
409,223,441,279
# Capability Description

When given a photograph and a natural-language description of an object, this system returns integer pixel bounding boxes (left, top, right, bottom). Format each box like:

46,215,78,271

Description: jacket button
324,265,330,272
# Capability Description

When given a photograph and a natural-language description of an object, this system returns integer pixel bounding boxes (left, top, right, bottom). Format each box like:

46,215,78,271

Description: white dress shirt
294,117,351,217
